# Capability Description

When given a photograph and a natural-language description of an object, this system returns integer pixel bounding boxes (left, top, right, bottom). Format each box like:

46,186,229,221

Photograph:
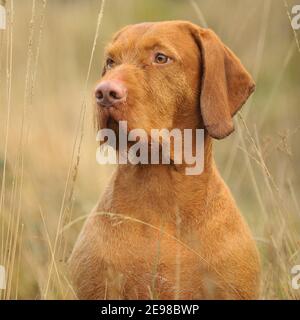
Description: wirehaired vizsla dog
69,20,260,300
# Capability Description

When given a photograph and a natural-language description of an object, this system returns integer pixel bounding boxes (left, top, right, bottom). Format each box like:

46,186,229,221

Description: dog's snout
95,81,127,107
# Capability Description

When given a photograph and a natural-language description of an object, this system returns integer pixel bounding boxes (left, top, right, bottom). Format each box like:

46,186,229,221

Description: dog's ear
190,27,255,139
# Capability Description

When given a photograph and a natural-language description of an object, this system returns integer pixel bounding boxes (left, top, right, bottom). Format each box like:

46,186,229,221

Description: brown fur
69,21,260,300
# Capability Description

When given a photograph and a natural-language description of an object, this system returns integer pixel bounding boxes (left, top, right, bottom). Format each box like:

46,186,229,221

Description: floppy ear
191,27,255,139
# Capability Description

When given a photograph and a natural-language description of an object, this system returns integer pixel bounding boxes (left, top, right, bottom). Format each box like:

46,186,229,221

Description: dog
69,21,260,300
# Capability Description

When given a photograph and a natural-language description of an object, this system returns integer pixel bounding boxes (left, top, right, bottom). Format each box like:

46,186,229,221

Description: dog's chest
70,167,211,298
75,211,205,299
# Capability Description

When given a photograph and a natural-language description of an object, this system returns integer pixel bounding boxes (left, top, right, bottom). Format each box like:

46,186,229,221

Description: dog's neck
110,134,219,226
104,133,223,228
127,133,214,176
116,133,216,199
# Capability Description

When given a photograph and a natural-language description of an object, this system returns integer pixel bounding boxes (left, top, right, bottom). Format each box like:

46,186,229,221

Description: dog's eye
106,58,115,69
154,53,170,64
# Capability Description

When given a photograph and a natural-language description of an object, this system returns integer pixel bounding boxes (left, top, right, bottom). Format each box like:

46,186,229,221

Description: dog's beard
97,111,177,164
107,117,119,133
98,106,126,129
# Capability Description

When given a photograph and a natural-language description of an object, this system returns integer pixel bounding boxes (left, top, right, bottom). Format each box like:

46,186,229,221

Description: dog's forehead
108,21,192,54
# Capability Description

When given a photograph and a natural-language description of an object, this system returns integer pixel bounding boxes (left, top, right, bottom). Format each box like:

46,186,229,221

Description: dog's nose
95,81,127,107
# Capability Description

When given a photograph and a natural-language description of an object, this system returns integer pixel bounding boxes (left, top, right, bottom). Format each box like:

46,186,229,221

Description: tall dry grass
0,0,299,299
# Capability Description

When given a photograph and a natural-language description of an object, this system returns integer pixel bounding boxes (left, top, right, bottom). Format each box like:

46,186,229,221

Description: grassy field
0,0,300,299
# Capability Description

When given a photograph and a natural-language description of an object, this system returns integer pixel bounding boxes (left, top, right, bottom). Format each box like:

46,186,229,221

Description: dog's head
95,21,255,140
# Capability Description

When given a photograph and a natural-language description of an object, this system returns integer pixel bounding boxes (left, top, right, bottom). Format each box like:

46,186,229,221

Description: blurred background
0,0,299,299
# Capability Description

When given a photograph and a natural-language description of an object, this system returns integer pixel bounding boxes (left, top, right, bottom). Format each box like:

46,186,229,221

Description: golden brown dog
69,21,260,300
